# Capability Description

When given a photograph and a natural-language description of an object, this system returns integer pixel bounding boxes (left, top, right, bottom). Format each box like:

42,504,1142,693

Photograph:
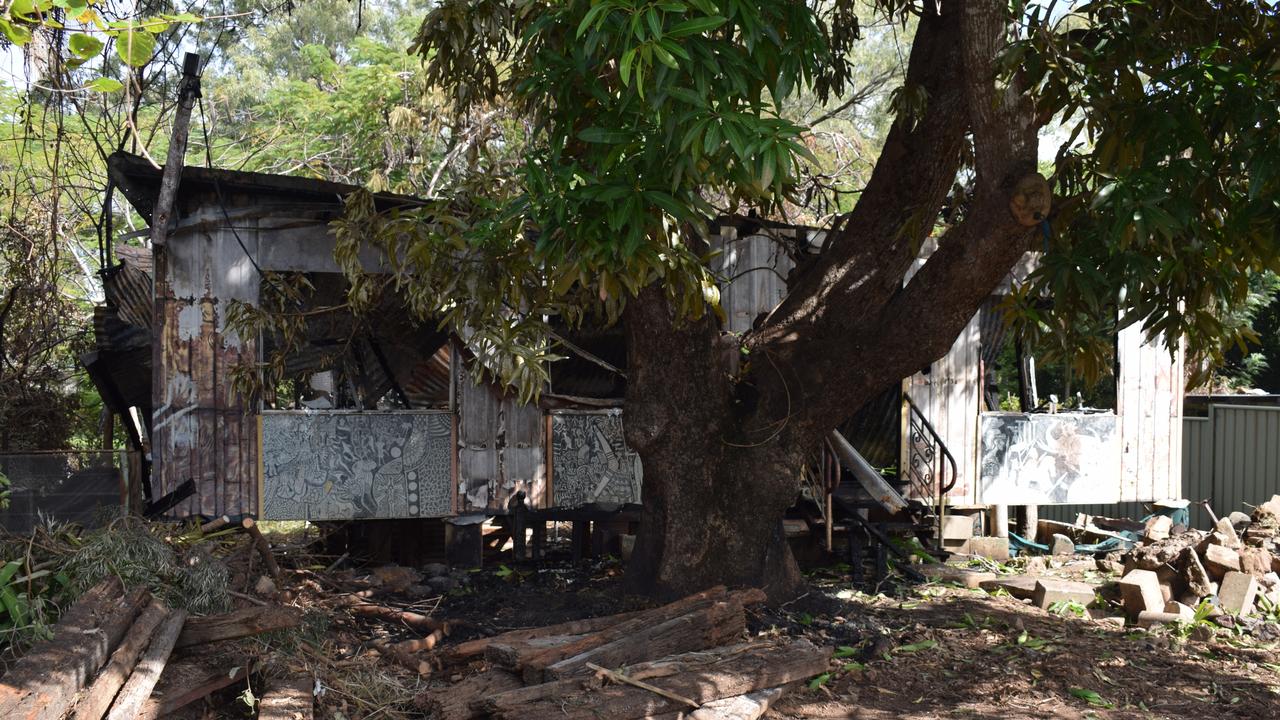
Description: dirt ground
11,520,1277,719
300,548,1280,719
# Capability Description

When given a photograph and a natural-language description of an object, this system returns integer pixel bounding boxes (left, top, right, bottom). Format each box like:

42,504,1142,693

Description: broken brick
1032,579,1096,610
1203,544,1241,579
1219,571,1259,615
1118,569,1164,616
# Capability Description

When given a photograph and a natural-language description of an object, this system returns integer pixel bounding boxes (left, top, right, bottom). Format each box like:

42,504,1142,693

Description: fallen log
0,579,148,720
103,608,188,720
480,638,831,720
371,639,433,676
138,658,250,718
174,605,301,649
413,668,523,720
445,609,647,661
346,601,445,633
257,675,313,720
539,593,751,681
392,628,447,654
241,518,284,586
490,586,738,677
71,599,170,720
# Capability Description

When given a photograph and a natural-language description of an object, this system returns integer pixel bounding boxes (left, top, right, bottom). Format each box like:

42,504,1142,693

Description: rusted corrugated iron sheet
152,215,259,517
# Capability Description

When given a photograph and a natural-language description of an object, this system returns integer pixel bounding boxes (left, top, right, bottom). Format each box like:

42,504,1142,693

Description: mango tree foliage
1008,0,1280,379
333,0,852,395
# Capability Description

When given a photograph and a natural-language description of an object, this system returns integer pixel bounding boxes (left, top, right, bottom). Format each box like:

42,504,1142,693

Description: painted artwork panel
979,413,1122,505
551,411,642,507
260,411,452,520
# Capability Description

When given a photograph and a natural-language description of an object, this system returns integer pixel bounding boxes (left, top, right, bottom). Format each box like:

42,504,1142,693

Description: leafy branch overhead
3,0,204,89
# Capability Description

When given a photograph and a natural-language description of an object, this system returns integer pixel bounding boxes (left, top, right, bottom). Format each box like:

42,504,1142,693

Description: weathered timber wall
152,209,260,516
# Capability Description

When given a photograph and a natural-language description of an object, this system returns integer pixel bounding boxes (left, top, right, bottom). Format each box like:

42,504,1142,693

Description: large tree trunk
623,288,810,600
621,0,1041,601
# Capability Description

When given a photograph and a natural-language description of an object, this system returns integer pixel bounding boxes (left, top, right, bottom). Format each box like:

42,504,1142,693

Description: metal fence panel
0,451,127,533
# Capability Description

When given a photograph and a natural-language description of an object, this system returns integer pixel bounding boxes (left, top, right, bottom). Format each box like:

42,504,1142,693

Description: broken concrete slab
1032,579,1096,610
1240,547,1274,578
966,536,1009,562
1219,571,1259,615
919,564,996,589
1145,516,1172,543
979,576,1038,600
1137,610,1192,628
1163,601,1196,620
1051,534,1075,556
1118,569,1164,616
1213,518,1242,549
1180,547,1213,598
1203,544,1241,579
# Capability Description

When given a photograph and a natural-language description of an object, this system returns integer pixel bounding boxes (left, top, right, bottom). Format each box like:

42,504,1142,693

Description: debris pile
0,575,304,719
415,586,832,720
1110,496,1280,629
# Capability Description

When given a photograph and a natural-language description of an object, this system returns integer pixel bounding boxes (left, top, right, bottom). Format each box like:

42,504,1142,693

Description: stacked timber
417,586,832,720
0,579,307,720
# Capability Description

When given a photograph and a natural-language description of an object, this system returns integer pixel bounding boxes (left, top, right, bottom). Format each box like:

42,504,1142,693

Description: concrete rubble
937,495,1280,637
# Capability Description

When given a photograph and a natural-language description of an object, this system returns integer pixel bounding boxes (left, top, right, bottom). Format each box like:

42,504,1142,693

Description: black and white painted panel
259,410,452,520
551,411,642,507
979,412,1122,505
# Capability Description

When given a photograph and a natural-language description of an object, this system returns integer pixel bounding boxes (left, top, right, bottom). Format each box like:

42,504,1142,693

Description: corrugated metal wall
1043,406,1280,529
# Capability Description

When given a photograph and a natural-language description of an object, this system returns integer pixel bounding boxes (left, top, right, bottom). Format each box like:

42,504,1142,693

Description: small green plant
1069,687,1114,709
1048,599,1090,618
808,672,831,690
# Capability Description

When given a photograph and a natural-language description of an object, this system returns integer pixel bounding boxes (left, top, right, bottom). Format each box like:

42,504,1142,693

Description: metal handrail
903,395,959,503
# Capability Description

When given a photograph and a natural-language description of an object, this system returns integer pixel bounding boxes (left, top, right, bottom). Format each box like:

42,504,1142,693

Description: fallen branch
241,518,283,586
585,662,699,710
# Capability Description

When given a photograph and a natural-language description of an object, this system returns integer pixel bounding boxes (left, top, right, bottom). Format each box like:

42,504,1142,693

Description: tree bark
624,288,806,600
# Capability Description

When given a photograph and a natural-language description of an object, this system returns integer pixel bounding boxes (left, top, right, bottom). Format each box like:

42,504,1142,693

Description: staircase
824,394,957,582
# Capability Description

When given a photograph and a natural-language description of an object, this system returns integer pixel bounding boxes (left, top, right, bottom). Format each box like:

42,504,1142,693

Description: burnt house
86,153,1183,544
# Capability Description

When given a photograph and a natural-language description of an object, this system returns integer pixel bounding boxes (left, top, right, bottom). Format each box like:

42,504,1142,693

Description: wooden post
1018,505,1038,540
992,504,1010,539
147,52,201,250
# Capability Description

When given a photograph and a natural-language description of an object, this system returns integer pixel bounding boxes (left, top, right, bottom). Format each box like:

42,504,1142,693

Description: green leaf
667,15,727,38
113,27,157,67
578,127,632,144
1069,688,1114,708
833,645,858,658
68,32,103,58
807,672,831,690
894,640,938,654
619,47,636,86
8,0,38,19
86,77,124,93
0,19,32,45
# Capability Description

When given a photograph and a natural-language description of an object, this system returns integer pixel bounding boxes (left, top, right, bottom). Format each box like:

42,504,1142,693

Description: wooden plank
0,580,143,720
1117,322,1143,501
71,600,169,720
175,606,301,649
138,658,249,718
481,638,831,720
104,609,187,720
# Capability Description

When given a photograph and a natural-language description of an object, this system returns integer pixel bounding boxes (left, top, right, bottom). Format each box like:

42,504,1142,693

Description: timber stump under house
85,152,1184,565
